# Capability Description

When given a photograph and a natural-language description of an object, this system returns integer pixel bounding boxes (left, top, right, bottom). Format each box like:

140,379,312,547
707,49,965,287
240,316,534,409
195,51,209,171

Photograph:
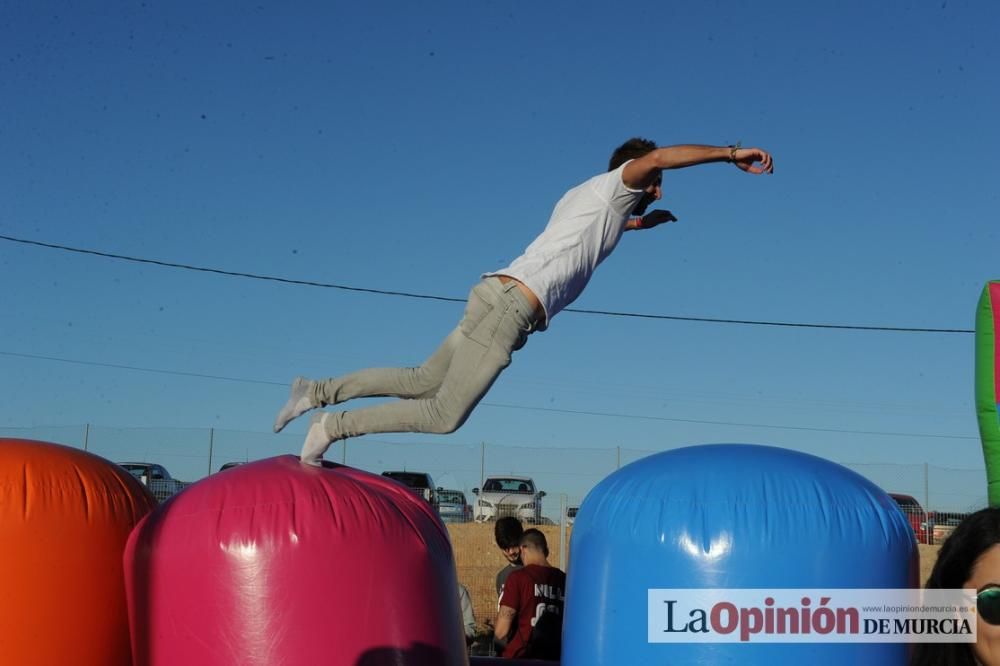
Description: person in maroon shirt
493,529,566,660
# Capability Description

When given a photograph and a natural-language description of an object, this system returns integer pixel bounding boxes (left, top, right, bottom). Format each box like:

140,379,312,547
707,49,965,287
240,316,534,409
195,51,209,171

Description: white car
472,476,546,524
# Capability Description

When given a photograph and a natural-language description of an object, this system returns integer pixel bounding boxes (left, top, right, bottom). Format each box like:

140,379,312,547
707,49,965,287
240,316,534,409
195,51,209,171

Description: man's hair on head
520,528,549,557
608,137,657,171
495,516,525,549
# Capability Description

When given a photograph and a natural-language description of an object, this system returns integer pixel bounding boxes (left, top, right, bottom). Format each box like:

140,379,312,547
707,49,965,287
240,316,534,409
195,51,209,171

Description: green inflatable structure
977,280,1000,507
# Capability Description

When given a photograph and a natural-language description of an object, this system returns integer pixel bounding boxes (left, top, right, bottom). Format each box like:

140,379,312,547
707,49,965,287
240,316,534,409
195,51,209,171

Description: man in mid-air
274,139,774,464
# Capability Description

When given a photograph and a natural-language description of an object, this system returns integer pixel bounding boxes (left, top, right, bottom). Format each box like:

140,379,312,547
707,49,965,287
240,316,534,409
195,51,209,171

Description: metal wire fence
1,423,988,649
1,423,986,514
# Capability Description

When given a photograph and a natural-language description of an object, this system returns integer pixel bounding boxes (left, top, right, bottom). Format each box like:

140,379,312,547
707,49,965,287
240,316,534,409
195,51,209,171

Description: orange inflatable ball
0,438,156,666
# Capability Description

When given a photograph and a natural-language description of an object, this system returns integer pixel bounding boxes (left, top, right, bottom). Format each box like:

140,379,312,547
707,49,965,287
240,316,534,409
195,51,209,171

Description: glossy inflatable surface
125,455,466,666
0,438,156,665
563,444,917,665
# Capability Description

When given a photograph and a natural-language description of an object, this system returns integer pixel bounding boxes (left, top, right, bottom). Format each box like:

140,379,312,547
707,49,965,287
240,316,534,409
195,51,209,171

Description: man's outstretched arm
623,144,774,189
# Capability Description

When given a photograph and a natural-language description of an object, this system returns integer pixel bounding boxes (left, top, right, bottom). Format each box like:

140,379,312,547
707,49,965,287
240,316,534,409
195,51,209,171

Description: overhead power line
0,350,285,386
483,402,977,441
0,349,978,441
0,234,975,334
0,234,461,304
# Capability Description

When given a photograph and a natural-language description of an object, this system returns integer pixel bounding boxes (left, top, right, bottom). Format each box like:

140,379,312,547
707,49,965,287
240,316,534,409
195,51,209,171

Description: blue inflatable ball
563,444,917,665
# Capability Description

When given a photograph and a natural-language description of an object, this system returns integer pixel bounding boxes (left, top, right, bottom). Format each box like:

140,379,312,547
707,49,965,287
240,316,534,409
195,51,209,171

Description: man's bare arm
623,145,774,189
493,605,517,642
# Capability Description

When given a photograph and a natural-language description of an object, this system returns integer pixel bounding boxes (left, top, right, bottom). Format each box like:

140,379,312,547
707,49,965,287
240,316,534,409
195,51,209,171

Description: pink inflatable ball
125,455,467,666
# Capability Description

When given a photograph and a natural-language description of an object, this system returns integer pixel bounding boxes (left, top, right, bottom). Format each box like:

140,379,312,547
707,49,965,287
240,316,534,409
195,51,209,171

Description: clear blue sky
1,1,997,511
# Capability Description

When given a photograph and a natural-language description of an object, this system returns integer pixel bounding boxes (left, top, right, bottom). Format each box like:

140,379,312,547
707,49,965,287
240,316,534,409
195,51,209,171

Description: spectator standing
912,507,1000,666
494,529,566,660
458,583,476,644
494,517,524,599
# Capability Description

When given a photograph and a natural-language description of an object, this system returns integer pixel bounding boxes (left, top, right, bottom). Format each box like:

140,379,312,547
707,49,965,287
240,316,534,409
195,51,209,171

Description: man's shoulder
557,164,639,212
527,564,566,583
566,167,622,196
507,565,543,592
497,563,523,595
545,564,567,579
497,563,521,578
504,564,528,581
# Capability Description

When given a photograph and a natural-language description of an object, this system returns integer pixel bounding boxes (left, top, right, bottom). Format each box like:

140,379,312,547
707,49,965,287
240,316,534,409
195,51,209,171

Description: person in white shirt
274,139,774,464
458,582,477,644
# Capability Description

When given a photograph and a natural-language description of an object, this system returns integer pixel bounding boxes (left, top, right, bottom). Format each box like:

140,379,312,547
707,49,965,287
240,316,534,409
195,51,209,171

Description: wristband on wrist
728,141,741,163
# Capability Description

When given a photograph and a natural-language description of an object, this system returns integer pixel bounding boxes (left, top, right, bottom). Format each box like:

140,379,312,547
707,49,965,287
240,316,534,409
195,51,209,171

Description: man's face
501,544,521,565
633,174,663,216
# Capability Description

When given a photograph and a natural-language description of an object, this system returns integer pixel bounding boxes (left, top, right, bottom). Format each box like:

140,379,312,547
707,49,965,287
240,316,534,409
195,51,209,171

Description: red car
889,493,933,544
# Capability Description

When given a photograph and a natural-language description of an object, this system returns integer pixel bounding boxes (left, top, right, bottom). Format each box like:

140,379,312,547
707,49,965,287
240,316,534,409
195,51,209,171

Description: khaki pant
312,277,538,441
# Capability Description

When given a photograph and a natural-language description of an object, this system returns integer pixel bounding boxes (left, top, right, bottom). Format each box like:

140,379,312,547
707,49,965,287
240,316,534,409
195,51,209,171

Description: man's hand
627,209,678,231
732,147,774,174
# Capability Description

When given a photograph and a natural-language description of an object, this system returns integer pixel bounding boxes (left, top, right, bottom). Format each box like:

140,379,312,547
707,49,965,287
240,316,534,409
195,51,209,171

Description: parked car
382,471,438,506
118,462,189,503
929,510,969,545
472,476,546,524
566,506,579,526
889,493,933,544
436,489,472,523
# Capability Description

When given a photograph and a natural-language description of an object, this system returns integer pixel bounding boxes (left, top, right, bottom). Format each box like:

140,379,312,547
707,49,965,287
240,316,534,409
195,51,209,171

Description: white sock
300,412,334,466
273,377,316,433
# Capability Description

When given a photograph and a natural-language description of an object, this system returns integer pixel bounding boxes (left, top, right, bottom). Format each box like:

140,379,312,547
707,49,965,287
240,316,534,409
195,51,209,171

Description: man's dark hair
494,516,524,549
911,507,1000,666
520,528,549,557
608,137,657,171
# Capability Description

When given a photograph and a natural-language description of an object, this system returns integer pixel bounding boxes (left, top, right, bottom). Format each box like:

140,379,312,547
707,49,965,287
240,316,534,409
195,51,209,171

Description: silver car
436,489,471,523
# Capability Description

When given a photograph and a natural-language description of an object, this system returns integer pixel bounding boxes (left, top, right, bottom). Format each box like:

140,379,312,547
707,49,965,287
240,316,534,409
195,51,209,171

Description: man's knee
413,386,440,400
431,414,465,435
428,404,471,434
408,365,441,390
